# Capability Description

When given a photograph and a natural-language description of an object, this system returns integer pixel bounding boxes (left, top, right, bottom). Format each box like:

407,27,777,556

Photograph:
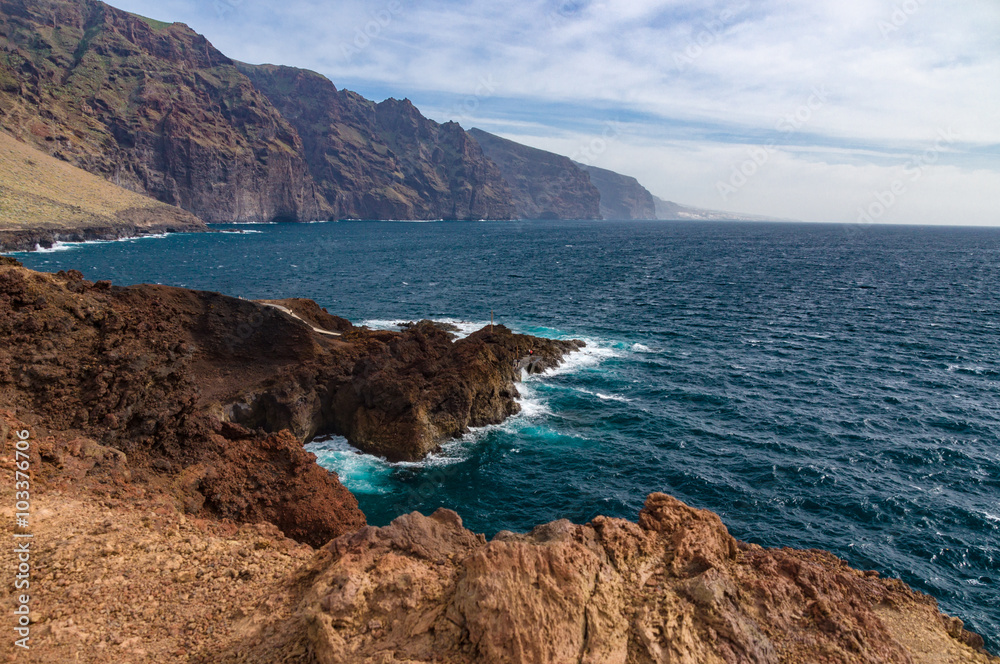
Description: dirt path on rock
256,301,341,336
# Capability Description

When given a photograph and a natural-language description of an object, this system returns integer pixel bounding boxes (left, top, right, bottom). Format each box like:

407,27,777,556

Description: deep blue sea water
14,220,1000,649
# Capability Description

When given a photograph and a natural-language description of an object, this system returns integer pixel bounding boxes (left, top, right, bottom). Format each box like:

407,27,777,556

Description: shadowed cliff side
214,494,998,664
576,161,657,220
468,128,602,220
237,64,515,221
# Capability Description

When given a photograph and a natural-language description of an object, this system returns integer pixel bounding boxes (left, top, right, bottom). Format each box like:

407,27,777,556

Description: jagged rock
0,263,581,541
222,494,999,664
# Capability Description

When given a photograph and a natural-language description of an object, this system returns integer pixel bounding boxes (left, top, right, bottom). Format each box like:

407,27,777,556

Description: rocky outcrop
239,64,515,221
218,493,998,664
325,321,583,460
0,262,581,541
0,209,200,251
577,162,657,220
468,128,602,219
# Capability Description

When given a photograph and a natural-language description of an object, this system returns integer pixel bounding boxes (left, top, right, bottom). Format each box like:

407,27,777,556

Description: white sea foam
575,387,631,403
514,382,553,418
358,318,490,339
32,241,73,253
631,343,655,353
540,338,620,377
28,232,172,253
306,433,471,494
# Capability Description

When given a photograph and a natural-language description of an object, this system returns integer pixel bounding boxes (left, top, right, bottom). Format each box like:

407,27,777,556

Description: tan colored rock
223,495,998,664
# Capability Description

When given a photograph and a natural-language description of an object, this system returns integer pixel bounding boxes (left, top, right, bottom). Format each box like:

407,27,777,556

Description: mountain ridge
0,0,780,233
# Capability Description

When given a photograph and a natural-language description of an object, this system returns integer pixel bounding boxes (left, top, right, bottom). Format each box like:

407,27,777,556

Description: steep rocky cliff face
577,162,657,220
236,64,514,221
0,0,330,223
0,1,658,224
0,0,519,223
468,128,601,219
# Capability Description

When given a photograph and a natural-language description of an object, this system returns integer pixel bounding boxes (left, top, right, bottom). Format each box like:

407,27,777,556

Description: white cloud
105,0,1000,224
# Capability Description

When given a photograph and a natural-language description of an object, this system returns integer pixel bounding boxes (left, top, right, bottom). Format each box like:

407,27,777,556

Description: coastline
0,218,207,252
0,261,995,662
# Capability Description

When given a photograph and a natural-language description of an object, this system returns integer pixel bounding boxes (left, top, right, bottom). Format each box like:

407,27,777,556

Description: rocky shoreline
0,210,206,252
0,260,996,663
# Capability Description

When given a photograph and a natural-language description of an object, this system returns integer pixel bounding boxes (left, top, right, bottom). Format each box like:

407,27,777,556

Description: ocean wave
307,434,471,495
514,382,554,418
358,318,488,339
574,387,632,403
28,233,172,253
541,339,620,377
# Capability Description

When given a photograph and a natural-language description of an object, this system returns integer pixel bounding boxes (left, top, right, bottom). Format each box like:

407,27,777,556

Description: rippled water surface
16,220,1000,648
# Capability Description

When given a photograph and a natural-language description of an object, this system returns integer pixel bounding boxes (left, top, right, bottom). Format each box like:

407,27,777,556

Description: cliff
577,162,657,220
0,261,579,540
468,128,602,219
0,0,331,223
0,0,668,225
0,0,518,224
0,130,205,250
238,64,514,221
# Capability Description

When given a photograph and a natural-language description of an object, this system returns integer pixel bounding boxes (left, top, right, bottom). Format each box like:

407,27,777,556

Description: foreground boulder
220,494,996,664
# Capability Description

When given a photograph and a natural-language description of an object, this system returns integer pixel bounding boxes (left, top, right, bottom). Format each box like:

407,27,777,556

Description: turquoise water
14,220,1000,649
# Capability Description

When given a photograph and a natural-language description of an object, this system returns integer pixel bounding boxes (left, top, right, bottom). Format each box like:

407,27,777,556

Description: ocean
15,219,1000,648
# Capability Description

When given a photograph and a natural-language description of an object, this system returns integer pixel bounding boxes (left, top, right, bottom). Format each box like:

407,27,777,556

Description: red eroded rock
216,494,998,664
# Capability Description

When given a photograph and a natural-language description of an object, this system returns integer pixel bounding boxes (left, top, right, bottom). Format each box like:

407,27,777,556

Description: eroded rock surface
222,494,997,664
0,261,581,542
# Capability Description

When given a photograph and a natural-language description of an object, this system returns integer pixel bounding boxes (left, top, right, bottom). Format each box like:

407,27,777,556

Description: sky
107,0,1000,225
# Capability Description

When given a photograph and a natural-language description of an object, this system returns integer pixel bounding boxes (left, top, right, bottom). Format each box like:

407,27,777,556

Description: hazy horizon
107,0,1000,226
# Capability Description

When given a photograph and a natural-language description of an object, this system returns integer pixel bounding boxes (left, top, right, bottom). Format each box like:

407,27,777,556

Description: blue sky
108,0,1000,224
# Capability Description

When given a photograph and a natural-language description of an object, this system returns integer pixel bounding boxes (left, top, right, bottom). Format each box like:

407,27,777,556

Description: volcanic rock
218,493,999,664
0,261,582,542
